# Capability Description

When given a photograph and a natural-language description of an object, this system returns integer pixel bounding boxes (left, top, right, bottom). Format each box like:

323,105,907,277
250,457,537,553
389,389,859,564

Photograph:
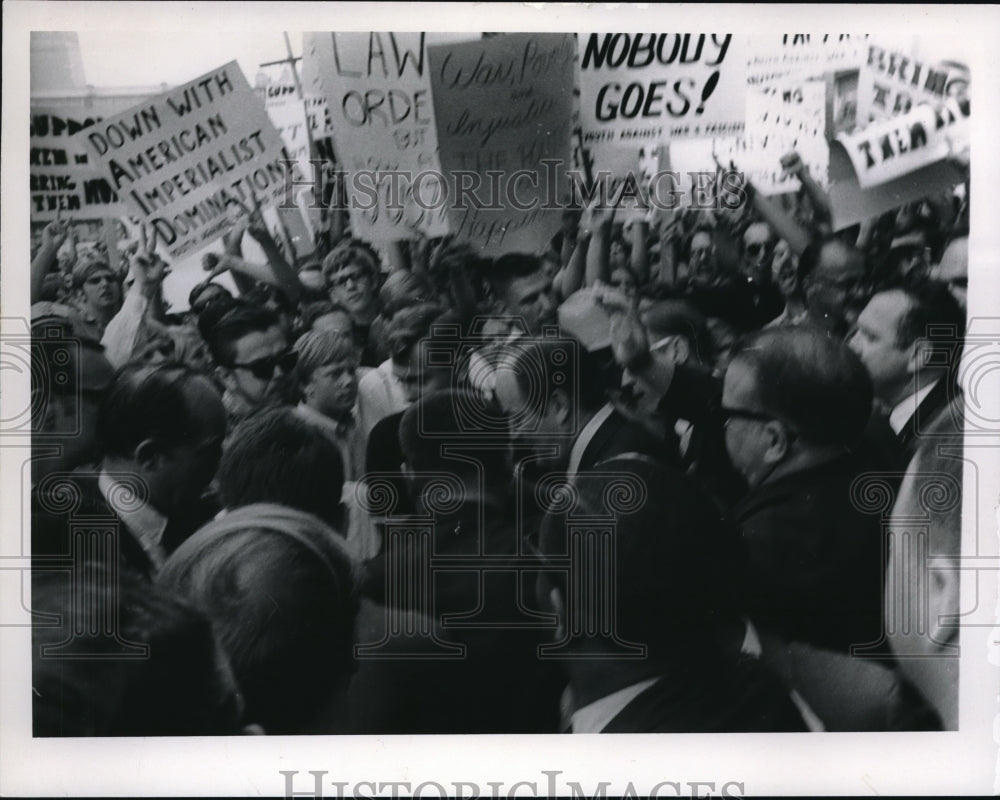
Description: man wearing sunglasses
206,302,297,429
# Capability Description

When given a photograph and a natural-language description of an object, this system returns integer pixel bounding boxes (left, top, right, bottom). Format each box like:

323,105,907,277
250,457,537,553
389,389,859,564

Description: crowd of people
29,129,969,734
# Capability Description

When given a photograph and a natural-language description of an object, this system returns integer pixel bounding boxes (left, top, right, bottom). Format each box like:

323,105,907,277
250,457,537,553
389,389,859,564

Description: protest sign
77,61,289,260
857,41,969,124
264,81,312,179
578,32,748,158
428,32,576,255
719,77,828,195
747,33,867,88
30,104,135,221
828,98,968,230
304,32,475,241
833,97,968,189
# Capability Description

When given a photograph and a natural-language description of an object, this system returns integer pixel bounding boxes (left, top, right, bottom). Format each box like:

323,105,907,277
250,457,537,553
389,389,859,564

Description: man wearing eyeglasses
205,302,297,429
601,306,885,655
323,240,383,367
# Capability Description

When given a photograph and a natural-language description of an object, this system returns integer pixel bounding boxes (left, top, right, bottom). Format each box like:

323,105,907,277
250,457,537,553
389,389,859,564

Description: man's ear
905,340,924,377
133,438,164,472
761,420,790,464
668,337,691,365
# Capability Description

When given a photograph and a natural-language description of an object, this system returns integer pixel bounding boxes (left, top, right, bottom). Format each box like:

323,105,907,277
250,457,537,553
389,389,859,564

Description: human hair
537,455,740,655
799,234,866,284
387,302,445,365
894,278,965,354
487,253,543,296
641,300,714,365
293,329,358,387
322,238,381,284
217,407,345,528
301,299,352,330
731,327,873,447
70,258,117,291
501,337,609,416
158,503,358,734
379,269,434,317
398,389,510,487
96,361,217,459
188,280,233,312
204,302,283,367
33,563,243,736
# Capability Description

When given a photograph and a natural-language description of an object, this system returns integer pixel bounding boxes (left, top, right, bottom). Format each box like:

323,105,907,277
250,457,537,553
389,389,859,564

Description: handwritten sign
578,33,747,149
305,32,473,240
747,34,867,88
30,104,135,221
428,32,576,255
857,42,970,124
828,99,968,230
264,82,312,179
719,77,829,195
77,62,289,260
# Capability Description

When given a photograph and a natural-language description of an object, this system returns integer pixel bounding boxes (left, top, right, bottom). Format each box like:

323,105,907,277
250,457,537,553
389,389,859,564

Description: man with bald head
799,236,869,337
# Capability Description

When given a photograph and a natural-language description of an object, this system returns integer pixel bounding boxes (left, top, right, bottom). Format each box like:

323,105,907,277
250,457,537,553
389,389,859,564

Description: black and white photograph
2,2,998,796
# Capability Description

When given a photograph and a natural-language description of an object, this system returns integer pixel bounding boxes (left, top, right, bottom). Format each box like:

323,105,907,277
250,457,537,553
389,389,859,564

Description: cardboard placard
835,97,968,189
857,41,970,124
77,61,288,260
578,32,748,151
304,32,473,240
428,32,576,255
828,99,968,230
30,104,135,221
747,33,868,87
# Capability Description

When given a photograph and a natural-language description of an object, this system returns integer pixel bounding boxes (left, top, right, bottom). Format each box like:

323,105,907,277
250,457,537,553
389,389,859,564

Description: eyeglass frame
229,349,298,381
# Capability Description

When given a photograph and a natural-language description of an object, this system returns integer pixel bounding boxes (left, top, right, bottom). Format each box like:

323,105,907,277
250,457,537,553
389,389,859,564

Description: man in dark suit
536,455,807,733
848,279,965,470
493,335,675,480
363,389,563,733
33,362,226,581
600,311,886,656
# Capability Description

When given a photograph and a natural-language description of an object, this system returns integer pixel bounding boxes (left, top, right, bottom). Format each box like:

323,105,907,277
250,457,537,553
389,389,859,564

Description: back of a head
732,327,873,448
399,388,510,486
33,564,242,736
387,302,446,364
488,252,542,296
895,278,966,354
538,455,739,654
503,336,610,416
205,302,282,367
96,361,214,460
218,407,345,527
379,269,434,316
158,503,358,734
31,317,115,425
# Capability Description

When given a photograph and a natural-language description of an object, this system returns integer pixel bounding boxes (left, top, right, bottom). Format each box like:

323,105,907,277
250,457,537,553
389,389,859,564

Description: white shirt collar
888,380,939,435
98,469,168,571
570,677,661,733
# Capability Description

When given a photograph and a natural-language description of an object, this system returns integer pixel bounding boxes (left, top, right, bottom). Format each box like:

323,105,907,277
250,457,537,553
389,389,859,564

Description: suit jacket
360,497,562,732
574,403,676,473
861,380,959,485
601,657,807,732
32,472,218,583
732,455,886,654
